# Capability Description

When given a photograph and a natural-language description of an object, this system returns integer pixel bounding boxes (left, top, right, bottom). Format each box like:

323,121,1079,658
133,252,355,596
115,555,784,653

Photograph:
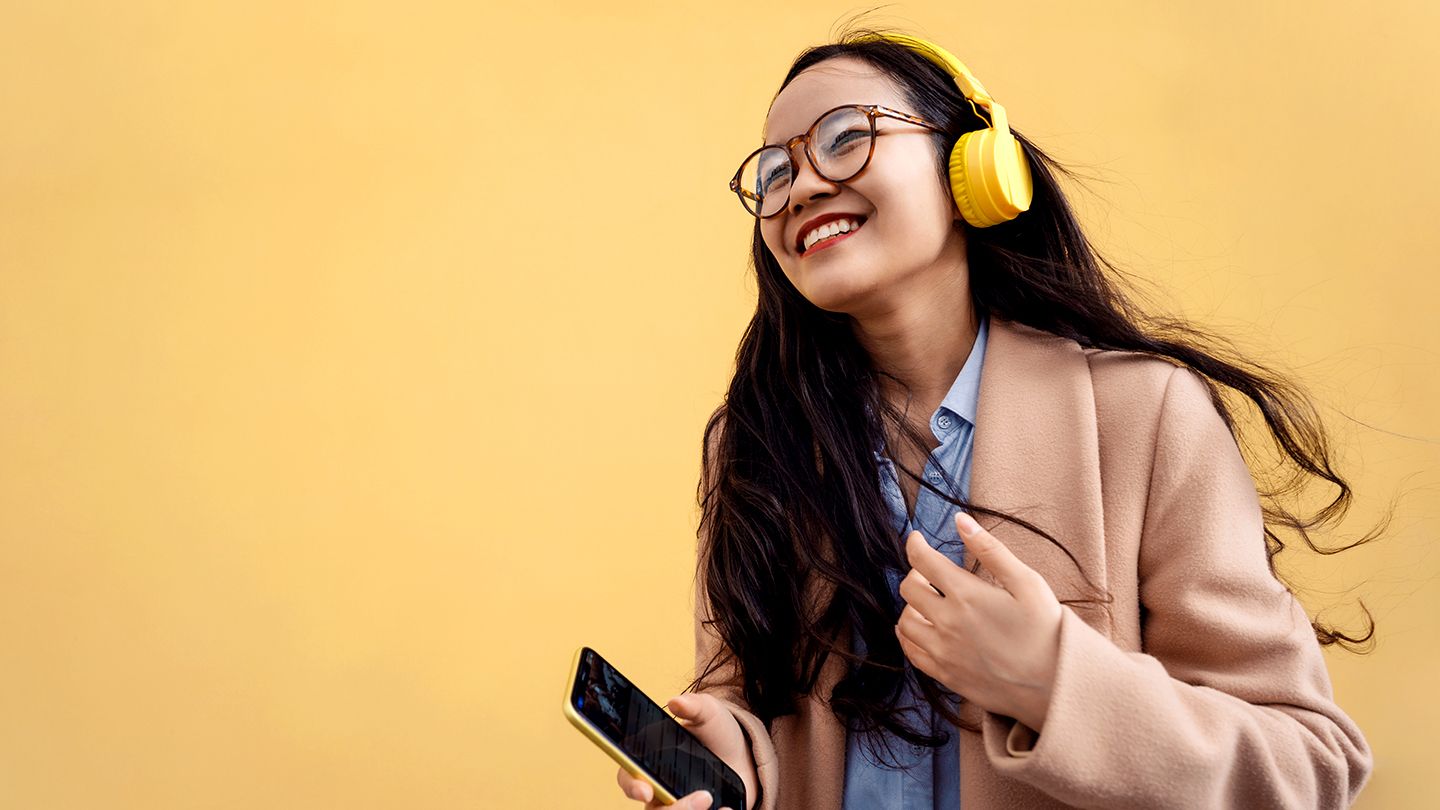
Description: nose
786,143,840,215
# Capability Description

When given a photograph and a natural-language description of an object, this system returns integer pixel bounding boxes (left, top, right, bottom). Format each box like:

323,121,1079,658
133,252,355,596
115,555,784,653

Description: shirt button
927,471,942,483
937,415,953,430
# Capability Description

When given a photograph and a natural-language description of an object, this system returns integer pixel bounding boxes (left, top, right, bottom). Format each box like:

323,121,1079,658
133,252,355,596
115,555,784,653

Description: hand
615,692,757,810
894,511,1064,732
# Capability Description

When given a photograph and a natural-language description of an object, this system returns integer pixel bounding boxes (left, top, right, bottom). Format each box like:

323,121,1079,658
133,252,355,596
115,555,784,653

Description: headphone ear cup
948,129,1034,228
947,135,985,228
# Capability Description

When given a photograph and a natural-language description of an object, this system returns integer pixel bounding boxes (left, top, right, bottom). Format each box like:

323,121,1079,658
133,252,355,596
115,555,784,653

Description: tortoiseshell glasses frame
727,103,947,219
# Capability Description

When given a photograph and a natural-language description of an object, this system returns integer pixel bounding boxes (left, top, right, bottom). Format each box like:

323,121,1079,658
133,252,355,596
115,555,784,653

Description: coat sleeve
978,366,1374,809
693,579,780,810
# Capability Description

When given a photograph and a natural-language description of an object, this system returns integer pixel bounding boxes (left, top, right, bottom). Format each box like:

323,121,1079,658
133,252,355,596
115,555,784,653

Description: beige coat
693,316,1373,809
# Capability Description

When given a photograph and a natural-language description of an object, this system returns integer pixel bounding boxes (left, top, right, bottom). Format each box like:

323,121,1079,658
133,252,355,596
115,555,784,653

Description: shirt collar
862,313,989,449
936,313,988,428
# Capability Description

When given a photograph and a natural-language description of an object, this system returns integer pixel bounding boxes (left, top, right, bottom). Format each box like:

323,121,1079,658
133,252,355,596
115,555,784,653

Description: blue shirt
842,314,988,810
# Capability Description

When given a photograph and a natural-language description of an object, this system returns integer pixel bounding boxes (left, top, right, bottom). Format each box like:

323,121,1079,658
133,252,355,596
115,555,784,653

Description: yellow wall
1,2,1435,807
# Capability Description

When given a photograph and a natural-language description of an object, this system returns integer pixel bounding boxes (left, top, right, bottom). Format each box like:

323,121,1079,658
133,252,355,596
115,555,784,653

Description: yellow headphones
854,32,1034,228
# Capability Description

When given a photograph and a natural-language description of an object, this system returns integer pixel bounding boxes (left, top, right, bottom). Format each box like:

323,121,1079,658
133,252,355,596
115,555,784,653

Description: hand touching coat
895,511,1064,733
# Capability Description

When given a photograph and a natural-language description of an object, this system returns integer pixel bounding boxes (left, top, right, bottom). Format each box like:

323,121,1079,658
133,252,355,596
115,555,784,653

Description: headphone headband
850,31,1033,227
855,32,993,107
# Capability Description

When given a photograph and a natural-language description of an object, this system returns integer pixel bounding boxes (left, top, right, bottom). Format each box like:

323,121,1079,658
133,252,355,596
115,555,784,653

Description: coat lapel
969,316,1112,631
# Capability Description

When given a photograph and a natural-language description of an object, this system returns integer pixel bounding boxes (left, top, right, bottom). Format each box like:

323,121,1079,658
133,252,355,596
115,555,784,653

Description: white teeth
802,217,863,252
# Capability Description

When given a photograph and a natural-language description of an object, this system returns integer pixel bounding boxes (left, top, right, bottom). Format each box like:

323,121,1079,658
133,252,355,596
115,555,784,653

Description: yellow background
1,2,1436,807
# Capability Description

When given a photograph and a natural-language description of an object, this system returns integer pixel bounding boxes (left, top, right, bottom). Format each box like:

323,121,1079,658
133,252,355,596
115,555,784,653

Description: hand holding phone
563,647,756,810
615,693,757,810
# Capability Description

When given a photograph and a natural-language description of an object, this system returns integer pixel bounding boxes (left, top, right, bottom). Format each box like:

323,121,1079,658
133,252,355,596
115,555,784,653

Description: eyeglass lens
736,106,873,218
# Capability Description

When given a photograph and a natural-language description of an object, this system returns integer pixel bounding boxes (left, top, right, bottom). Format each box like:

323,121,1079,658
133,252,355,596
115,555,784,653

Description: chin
794,270,879,314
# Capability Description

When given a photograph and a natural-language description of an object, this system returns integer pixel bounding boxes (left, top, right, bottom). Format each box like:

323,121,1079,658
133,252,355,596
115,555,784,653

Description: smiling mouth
799,219,866,257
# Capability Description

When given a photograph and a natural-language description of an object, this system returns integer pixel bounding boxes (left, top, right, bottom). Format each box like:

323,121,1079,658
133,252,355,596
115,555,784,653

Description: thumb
668,694,695,717
668,693,712,723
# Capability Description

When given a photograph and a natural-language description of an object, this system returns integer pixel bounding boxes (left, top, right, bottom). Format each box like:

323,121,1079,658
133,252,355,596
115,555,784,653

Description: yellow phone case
561,645,682,806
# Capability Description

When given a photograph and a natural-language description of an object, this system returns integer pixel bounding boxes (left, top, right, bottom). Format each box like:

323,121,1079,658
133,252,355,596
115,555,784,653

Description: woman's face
759,56,966,318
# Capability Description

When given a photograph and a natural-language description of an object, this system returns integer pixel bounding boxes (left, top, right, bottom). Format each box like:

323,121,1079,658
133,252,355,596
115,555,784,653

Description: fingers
895,616,940,674
616,768,716,809
897,603,941,652
668,692,719,725
898,566,946,617
618,695,729,809
904,531,963,596
954,512,1038,595
615,767,652,803
619,760,662,801
680,790,716,809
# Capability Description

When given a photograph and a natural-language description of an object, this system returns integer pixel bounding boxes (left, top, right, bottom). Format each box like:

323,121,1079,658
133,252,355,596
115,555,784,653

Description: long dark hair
686,24,1384,768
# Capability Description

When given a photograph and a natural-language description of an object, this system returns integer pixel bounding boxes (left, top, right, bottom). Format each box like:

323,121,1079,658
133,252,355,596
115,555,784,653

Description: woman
617,28,1375,810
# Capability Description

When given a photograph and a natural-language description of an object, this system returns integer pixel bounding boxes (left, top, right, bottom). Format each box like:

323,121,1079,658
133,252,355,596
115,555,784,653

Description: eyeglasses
728,104,947,219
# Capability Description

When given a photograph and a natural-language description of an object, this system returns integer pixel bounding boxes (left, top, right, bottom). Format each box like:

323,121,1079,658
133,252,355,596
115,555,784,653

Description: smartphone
562,646,748,809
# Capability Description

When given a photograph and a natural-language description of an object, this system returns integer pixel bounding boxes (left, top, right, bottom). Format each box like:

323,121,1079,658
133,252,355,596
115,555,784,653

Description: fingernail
694,790,714,809
957,513,979,534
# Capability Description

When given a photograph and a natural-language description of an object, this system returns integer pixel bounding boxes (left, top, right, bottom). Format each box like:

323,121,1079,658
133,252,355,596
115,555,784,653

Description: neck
850,266,979,415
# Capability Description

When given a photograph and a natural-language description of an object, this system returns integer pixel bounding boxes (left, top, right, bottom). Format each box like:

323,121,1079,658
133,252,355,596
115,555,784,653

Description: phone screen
569,647,747,810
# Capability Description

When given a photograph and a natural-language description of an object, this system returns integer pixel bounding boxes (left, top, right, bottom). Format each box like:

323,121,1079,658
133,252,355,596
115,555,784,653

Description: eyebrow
759,124,805,147
759,110,827,146
760,102,874,146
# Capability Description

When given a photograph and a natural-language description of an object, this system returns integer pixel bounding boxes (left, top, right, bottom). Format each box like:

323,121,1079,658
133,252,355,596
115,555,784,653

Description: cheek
760,224,789,259
873,187,954,249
